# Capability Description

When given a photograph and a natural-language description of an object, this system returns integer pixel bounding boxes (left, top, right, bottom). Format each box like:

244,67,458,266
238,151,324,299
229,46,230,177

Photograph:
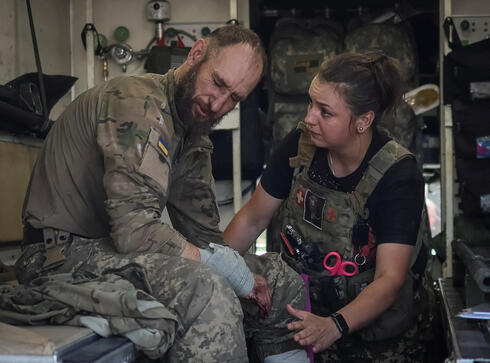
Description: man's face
176,43,262,133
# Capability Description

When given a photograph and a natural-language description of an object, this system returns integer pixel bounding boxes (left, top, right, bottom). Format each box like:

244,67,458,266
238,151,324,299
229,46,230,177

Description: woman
224,51,429,361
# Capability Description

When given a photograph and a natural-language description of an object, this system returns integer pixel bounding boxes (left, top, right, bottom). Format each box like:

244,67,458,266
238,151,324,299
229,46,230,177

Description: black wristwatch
330,312,349,338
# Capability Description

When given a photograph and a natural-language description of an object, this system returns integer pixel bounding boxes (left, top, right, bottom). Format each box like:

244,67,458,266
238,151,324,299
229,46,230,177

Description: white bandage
199,243,254,297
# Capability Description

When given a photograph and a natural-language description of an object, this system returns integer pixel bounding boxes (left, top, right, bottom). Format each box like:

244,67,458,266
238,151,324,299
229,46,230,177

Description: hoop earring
358,127,363,132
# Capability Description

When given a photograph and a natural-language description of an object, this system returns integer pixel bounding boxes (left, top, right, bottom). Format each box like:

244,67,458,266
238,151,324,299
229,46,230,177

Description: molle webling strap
349,140,413,217
289,122,316,169
350,140,428,279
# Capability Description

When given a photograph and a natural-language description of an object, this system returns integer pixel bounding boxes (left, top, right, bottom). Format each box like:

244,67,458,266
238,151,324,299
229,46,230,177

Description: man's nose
210,92,233,114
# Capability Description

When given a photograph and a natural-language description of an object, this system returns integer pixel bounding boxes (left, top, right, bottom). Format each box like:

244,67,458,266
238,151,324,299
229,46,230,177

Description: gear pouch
346,268,416,341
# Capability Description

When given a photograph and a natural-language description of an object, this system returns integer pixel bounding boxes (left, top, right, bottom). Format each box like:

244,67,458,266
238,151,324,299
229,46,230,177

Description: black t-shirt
261,129,424,245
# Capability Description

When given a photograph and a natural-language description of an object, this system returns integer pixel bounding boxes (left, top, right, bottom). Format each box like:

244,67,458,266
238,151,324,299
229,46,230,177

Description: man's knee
186,264,243,323
165,264,248,362
144,257,242,323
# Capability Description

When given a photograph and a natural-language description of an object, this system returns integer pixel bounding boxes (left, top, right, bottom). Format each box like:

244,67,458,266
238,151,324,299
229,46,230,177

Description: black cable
26,0,50,133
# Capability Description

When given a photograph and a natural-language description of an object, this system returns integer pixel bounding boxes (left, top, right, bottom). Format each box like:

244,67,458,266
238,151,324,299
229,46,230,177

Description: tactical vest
275,122,426,341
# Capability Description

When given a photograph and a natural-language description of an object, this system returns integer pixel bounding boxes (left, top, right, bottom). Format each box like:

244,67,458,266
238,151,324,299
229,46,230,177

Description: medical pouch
455,158,490,184
352,219,370,247
346,269,417,341
459,180,490,215
455,158,490,216
443,38,490,103
452,99,490,159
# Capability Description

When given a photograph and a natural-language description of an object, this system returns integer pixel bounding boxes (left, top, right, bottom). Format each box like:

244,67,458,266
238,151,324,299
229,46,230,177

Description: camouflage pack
266,17,343,150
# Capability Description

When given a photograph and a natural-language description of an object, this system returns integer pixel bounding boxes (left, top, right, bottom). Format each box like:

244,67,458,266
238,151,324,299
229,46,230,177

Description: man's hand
199,243,254,297
286,304,341,353
246,274,272,320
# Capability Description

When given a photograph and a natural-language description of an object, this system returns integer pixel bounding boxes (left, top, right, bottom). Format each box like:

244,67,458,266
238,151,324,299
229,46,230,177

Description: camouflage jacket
23,70,223,254
0,270,180,359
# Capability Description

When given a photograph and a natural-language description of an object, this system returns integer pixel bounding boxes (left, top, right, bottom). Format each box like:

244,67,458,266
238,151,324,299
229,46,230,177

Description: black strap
330,312,349,337
81,23,104,57
411,243,428,287
443,16,463,50
22,223,44,245
25,0,50,134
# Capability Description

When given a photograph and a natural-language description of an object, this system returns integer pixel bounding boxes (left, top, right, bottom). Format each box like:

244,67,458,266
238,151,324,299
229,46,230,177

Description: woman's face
304,76,357,149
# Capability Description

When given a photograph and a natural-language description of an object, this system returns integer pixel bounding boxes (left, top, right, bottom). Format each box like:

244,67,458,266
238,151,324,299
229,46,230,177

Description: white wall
0,0,249,118
452,0,490,14
71,0,249,98
0,0,71,120
0,0,17,84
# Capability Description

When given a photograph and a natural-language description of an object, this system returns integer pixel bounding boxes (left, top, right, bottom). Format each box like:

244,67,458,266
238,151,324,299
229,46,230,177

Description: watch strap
330,312,349,337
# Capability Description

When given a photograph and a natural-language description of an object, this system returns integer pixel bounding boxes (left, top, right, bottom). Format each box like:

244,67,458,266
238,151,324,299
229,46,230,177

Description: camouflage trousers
15,236,306,362
313,278,436,363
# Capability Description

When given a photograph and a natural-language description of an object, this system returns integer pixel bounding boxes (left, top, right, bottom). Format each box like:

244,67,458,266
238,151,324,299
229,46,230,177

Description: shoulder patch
157,136,169,156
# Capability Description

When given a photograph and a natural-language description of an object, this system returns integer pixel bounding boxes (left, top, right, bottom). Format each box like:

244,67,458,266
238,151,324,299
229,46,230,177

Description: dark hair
317,50,402,125
205,25,267,73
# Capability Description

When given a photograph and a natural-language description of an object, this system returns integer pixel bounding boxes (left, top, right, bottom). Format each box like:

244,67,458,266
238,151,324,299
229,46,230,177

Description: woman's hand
286,304,341,353
247,274,272,320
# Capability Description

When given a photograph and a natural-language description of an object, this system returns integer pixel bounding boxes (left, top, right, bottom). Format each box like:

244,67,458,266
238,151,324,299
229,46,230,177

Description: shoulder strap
289,121,316,169
408,204,428,279
350,140,413,217
351,140,428,276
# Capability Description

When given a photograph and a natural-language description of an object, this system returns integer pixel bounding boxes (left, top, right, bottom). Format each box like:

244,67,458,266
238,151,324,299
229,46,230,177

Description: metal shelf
438,277,490,362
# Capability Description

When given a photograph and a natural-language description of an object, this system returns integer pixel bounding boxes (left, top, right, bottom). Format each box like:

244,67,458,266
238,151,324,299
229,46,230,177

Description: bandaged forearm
199,243,254,297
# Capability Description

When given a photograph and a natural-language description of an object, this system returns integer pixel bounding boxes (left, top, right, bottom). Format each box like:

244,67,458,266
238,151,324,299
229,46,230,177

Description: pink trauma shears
323,252,358,276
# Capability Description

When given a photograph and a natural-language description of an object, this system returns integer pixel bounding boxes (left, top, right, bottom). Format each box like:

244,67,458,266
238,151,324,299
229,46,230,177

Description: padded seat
0,323,136,363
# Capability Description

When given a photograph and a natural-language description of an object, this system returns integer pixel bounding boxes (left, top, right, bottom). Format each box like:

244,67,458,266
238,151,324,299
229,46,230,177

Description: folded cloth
0,266,181,359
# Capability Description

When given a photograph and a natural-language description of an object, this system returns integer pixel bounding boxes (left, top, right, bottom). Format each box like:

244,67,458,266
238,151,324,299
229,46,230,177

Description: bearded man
14,26,307,362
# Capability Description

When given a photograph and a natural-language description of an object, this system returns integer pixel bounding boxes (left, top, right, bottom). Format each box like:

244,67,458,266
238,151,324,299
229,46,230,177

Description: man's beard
175,62,223,135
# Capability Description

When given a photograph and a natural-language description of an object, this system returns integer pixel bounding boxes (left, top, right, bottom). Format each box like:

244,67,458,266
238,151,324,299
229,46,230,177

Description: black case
452,99,490,159
445,38,490,216
443,38,490,104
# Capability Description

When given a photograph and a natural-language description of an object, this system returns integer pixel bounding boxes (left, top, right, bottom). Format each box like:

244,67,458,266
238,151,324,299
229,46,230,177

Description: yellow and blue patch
157,136,169,156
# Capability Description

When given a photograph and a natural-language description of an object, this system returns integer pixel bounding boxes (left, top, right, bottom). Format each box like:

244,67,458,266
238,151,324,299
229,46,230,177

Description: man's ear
186,39,208,66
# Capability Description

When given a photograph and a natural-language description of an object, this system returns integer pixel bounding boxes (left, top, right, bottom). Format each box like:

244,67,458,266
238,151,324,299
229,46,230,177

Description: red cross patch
296,188,306,206
325,208,338,222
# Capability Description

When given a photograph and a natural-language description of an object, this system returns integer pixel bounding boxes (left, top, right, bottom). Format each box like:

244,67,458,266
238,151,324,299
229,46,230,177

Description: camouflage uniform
344,23,419,89
16,71,306,361
269,123,430,362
